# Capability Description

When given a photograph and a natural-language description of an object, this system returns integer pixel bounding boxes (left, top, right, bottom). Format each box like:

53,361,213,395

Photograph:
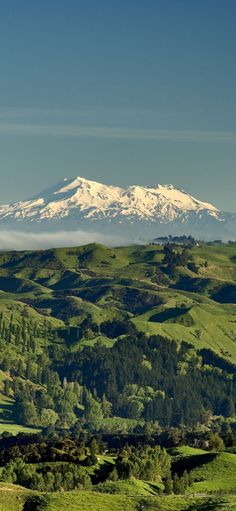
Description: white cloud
0,122,236,144
0,230,128,250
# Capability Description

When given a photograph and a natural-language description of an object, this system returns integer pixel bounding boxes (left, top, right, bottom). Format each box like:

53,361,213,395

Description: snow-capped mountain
0,176,235,240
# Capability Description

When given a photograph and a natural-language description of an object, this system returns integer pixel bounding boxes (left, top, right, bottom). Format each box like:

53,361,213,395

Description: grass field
171,445,236,494
1,444,236,510
59,494,236,511
1,487,236,511
94,478,163,495
190,451,236,493
133,291,236,361
0,483,28,511
0,393,40,436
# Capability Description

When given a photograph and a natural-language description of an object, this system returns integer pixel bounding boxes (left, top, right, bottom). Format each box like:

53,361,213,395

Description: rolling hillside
0,242,236,508
0,241,235,435
0,241,235,360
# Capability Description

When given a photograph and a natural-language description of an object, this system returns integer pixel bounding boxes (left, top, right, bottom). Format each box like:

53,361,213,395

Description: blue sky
0,0,236,211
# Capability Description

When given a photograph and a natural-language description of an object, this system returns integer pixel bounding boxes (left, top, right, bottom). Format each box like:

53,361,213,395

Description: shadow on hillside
211,283,236,304
149,307,190,323
186,499,223,511
172,276,212,293
172,452,217,475
23,495,48,511
144,482,161,495
0,402,13,422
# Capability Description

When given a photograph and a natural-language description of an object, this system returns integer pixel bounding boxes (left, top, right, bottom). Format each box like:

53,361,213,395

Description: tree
221,397,235,418
164,475,173,494
101,394,112,417
116,445,171,482
15,400,38,426
29,472,45,491
83,388,103,425
208,433,225,451
163,244,175,265
109,467,119,481
173,470,192,494
44,472,55,492
40,408,59,427
89,437,100,456
173,473,184,494
3,379,12,397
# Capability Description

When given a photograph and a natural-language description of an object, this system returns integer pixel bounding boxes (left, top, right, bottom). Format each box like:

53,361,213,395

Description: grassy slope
45,492,236,511
190,451,236,493
2,443,236,510
0,488,236,511
0,242,236,432
0,243,236,361
0,484,28,511
0,298,62,328
2,445,236,510
134,294,236,361
94,478,162,495
0,393,40,436
172,445,236,494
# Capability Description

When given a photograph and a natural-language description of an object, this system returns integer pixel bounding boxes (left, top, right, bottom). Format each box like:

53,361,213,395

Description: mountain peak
0,175,233,241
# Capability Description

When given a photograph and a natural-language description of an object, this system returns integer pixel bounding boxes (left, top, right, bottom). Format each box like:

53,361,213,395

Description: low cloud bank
0,230,130,250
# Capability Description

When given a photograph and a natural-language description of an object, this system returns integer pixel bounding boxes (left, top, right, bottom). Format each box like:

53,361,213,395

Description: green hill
0,242,235,359
171,445,236,493
0,242,235,434
0,486,236,511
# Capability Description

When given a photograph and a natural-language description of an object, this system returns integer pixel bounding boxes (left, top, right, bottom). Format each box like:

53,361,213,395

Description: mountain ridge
0,176,235,240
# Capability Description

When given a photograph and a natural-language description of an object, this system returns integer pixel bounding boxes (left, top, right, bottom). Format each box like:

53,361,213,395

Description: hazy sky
0,0,236,211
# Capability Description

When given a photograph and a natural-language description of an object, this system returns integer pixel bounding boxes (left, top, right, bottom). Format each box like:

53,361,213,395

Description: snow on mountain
0,176,220,224
0,175,235,241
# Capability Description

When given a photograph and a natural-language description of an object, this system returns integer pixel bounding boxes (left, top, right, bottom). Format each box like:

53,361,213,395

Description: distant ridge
0,176,235,240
